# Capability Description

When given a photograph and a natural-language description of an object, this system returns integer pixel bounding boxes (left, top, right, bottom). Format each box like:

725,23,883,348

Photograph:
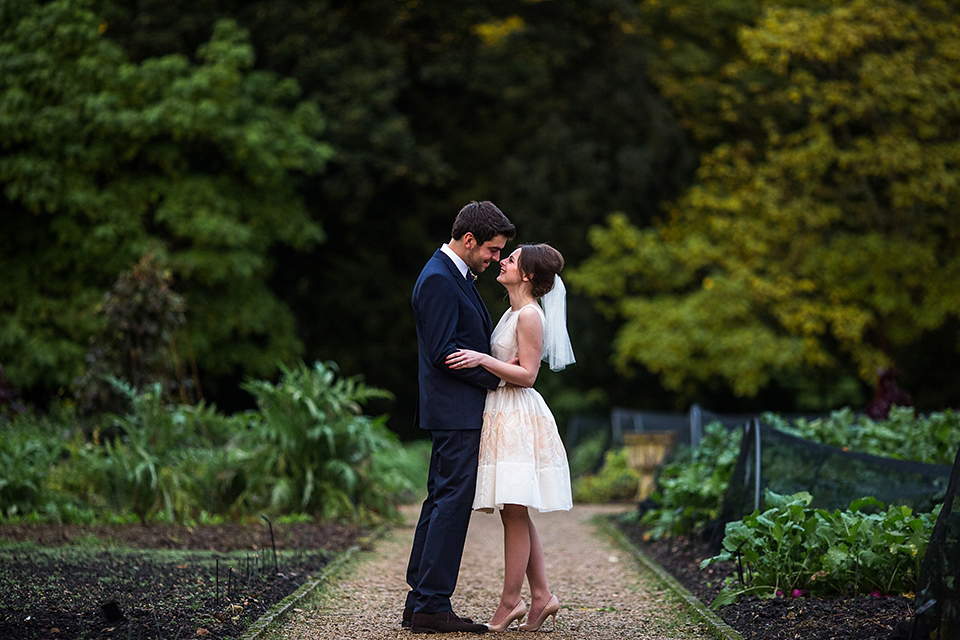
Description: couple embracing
403,201,575,634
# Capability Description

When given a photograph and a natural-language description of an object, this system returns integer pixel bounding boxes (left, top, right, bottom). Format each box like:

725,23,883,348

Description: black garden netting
907,444,960,640
718,420,952,521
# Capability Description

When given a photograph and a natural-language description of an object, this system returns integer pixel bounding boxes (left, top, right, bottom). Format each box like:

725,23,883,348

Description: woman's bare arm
446,307,543,387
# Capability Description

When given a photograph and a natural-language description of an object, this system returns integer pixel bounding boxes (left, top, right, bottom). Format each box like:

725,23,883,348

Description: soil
0,520,363,640
0,517,918,640
618,520,916,640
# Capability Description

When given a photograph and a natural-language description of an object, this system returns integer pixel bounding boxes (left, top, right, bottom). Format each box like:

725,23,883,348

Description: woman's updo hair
517,243,565,299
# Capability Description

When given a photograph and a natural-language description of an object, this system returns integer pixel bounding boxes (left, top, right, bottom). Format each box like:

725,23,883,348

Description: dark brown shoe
404,607,473,628
410,610,487,634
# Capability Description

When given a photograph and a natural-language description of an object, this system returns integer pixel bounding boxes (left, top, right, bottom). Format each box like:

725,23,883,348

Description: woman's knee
500,504,528,522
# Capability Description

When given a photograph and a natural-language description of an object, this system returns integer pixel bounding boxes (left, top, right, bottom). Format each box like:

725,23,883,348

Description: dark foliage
98,0,695,430
73,251,190,418
0,365,26,420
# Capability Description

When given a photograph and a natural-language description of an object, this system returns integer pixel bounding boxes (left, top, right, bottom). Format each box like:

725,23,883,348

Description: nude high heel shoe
487,600,527,632
519,594,559,632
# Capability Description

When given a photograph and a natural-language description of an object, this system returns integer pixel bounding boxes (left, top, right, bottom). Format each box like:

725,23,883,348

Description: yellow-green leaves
571,0,960,401
473,15,526,46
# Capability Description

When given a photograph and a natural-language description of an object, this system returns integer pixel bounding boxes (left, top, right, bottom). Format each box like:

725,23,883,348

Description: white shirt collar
440,243,470,279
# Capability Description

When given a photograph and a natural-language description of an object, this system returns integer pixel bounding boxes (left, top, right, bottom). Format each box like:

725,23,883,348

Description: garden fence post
753,419,762,512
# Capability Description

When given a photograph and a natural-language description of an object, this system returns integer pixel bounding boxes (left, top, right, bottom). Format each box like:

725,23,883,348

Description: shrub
636,421,741,539
73,251,189,418
568,429,608,478
573,448,640,503
369,439,431,507
0,430,63,519
61,379,250,522
2,360,429,525
0,409,78,520
240,361,399,523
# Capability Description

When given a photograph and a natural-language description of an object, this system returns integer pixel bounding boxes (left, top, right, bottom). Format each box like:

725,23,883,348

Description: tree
0,0,332,394
100,0,695,429
570,0,960,408
73,251,188,416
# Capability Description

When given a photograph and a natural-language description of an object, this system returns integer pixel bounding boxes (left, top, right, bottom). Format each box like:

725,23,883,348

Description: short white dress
473,304,573,513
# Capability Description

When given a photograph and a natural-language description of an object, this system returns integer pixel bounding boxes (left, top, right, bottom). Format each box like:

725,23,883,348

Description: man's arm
417,273,500,390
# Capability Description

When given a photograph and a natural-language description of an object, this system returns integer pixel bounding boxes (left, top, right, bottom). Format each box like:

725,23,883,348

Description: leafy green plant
240,361,398,523
762,407,960,465
0,410,80,520
702,490,938,608
568,430,609,479
179,445,256,519
2,360,428,525
369,439,431,507
0,431,63,519
573,448,640,503
67,379,247,521
637,422,741,539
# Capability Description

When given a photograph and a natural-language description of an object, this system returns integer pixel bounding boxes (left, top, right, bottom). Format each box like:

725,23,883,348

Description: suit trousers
405,429,482,613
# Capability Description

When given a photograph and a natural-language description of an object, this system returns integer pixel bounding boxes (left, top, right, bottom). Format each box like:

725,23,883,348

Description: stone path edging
600,519,745,640
239,526,388,640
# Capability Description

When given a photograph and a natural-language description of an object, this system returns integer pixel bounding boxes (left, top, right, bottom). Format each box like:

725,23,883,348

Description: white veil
540,275,575,371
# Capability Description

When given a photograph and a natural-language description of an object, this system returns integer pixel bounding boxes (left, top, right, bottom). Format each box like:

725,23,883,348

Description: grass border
239,524,389,640
598,517,745,640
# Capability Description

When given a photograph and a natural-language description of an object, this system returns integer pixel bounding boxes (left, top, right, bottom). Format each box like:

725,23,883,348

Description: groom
404,201,515,634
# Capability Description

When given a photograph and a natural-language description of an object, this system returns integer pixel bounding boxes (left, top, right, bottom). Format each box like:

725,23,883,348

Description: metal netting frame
909,444,960,640
711,420,953,552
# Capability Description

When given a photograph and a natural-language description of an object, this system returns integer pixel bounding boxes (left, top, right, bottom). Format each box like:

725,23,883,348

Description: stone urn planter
622,431,676,500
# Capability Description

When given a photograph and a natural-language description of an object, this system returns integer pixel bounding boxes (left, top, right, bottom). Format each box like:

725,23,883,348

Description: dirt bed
0,515,917,640
0,521,361,639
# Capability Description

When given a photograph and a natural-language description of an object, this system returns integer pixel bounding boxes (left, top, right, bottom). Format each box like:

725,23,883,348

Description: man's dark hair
451,201,516,245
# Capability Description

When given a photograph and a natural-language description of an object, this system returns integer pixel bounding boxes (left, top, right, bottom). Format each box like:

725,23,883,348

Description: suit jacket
412,249,501,431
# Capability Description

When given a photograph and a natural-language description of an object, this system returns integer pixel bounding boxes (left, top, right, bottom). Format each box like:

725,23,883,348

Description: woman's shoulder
516,303,545,325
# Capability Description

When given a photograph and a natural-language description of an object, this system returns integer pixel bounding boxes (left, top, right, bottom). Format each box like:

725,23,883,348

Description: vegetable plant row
702,490,936,606
631,406,956,603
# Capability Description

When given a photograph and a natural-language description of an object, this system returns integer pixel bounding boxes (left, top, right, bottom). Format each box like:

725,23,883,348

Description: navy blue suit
406,249,501,614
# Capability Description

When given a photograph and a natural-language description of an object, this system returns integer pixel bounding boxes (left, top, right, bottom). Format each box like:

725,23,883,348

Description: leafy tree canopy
97,0,695,424
570,0,960,404
0,0,332,392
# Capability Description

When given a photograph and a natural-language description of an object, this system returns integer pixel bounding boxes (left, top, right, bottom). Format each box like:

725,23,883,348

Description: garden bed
0,520,364,639
618,519,914,640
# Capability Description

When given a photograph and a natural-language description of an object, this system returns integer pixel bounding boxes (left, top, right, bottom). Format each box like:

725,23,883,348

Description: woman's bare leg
489,504,530,627
523,512,554,620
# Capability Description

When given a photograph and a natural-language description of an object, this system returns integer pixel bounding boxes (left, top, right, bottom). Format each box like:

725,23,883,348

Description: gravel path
263,504,714,639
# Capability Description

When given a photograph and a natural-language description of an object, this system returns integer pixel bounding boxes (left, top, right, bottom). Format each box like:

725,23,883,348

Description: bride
446,243,575,632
